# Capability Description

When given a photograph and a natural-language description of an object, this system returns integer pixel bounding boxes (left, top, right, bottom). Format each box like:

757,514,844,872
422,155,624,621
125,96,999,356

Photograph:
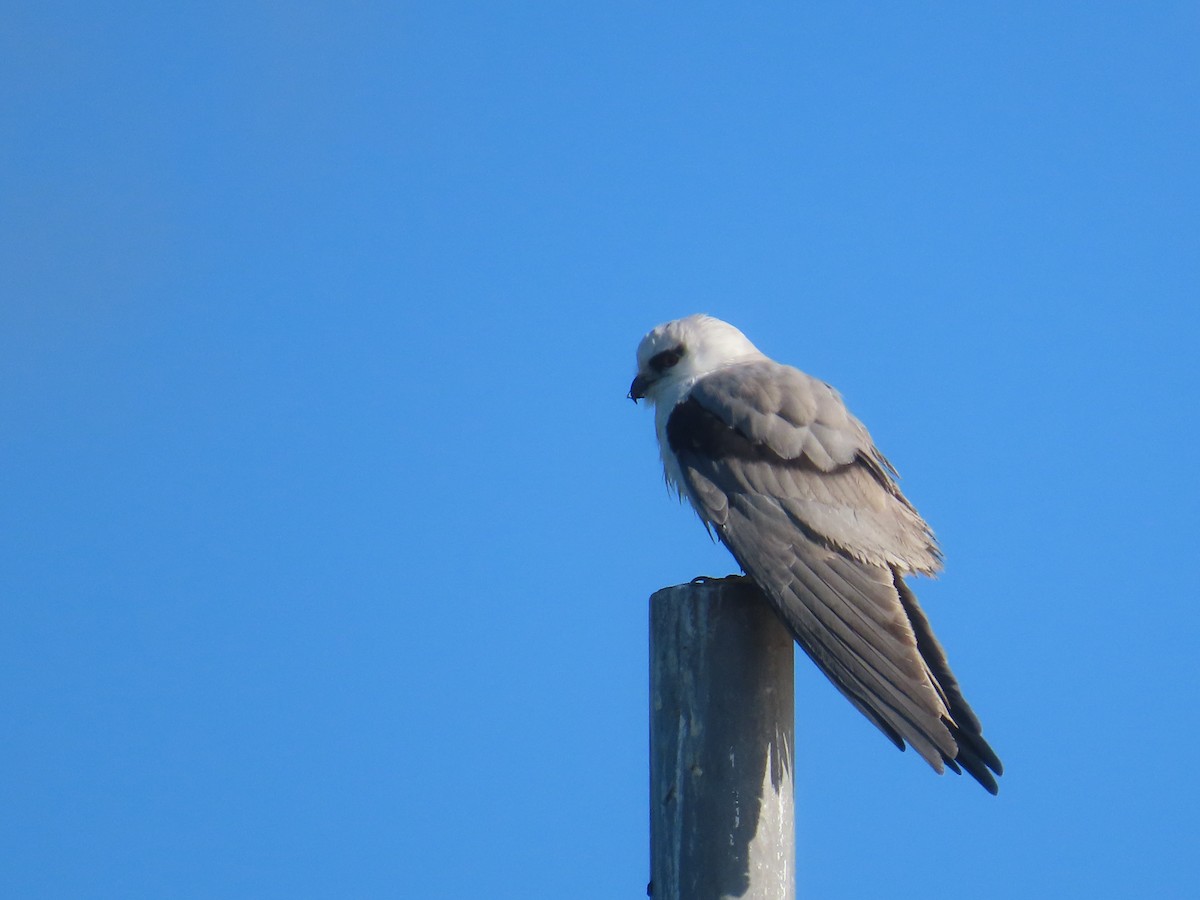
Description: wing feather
666,364,1001,792
681,361,942,574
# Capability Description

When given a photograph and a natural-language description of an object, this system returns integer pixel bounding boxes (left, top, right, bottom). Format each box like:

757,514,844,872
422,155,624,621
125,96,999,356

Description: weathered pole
649,576,795,900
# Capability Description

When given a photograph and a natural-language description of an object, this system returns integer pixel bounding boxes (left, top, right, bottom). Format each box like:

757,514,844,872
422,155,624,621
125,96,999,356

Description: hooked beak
628,373,653,402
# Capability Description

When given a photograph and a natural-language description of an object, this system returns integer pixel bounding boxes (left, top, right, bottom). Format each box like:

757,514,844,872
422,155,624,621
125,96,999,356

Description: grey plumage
630,314,1002,793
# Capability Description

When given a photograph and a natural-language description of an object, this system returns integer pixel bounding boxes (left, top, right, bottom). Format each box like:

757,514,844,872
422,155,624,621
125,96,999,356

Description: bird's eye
649,346,685,372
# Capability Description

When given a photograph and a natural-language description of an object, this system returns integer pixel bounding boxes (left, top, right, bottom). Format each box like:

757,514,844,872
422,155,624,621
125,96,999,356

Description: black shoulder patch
668,396,755,461
666,396,798,467
666,395,888,487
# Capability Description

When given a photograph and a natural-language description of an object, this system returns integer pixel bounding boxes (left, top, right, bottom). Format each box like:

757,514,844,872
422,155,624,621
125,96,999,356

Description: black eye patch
649,345,685,372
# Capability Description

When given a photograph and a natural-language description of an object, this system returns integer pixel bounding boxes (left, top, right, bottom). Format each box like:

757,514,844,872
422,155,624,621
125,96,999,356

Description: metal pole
649,577,795,900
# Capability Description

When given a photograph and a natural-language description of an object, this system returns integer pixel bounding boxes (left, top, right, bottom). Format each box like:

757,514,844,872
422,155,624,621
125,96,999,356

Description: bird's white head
628,314,763,408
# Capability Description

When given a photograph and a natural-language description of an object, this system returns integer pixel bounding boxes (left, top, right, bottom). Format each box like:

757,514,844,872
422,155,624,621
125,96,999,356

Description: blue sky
2,3,1197,897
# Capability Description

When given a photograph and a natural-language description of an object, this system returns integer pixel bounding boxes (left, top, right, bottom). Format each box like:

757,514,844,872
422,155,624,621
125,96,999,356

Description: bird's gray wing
668,361,1001,791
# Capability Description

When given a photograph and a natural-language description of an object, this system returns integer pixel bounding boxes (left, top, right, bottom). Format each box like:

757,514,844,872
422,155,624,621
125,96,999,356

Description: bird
629,313,1002,793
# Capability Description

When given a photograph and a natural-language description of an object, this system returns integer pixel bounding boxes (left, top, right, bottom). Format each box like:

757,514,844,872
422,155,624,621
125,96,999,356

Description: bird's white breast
652,374,701,500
